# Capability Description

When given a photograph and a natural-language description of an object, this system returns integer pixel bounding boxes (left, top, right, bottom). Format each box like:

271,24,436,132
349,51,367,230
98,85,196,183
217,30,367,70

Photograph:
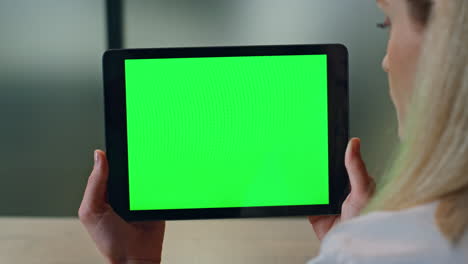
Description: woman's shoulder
308,202,468,264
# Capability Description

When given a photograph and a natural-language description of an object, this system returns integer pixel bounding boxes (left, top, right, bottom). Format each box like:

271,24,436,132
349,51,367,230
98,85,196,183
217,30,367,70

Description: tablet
103,44,349,221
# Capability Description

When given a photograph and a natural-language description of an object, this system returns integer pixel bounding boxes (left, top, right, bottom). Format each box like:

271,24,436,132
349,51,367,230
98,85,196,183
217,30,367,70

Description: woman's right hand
308,137,375,240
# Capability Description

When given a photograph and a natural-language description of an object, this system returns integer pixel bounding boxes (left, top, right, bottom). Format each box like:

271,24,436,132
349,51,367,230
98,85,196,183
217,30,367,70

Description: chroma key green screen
124,54,329,211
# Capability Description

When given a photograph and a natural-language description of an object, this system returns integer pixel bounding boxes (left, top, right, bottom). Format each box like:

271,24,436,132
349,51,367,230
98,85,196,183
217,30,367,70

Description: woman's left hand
78,150,166,264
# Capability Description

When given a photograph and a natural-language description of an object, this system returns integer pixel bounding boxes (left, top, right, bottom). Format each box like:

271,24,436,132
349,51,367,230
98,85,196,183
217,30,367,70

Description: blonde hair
367,0,468,243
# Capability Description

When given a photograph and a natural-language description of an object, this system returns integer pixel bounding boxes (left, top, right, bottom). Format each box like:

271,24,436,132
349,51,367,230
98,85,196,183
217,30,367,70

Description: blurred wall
0,0,398,216
0,0,106,216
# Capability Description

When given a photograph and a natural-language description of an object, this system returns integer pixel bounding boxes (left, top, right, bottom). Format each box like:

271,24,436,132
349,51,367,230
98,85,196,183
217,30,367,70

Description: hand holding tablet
102,44,349,221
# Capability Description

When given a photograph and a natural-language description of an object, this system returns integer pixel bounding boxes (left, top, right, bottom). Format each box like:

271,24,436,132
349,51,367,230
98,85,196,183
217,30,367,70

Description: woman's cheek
386,22,425,132
386,30,409,128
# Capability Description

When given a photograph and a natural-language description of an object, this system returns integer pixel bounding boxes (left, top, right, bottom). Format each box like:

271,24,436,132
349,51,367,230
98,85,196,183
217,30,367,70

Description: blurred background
0,0,397,217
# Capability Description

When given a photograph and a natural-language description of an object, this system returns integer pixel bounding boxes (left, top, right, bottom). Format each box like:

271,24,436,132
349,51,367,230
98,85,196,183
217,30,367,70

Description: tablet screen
124,54,329,211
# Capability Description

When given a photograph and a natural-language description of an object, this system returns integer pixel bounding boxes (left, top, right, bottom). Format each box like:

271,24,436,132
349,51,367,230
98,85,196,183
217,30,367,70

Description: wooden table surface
0,217,320,264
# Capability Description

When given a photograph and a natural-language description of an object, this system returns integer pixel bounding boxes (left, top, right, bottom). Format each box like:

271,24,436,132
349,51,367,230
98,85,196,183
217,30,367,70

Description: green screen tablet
103,44,349,221
125,54,329,210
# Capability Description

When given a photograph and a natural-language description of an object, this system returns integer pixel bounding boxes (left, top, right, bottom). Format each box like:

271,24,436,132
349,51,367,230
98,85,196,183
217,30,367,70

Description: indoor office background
0,0,397,217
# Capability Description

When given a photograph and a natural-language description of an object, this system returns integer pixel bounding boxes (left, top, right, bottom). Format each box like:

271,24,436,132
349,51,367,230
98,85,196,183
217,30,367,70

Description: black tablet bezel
103,44,349,221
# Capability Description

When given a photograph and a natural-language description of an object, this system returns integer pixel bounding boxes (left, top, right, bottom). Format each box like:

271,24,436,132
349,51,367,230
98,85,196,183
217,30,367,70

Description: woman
78,0,468,263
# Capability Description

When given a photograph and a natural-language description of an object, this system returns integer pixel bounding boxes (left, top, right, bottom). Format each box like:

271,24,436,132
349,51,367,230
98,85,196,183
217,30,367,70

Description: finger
308,215,332,225
345,138,373,199
79,150,110,220
307,215,340,241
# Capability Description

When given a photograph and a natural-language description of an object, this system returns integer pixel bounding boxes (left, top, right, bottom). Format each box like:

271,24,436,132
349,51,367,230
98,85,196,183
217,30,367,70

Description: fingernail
354,138,361,155
94,150,99,167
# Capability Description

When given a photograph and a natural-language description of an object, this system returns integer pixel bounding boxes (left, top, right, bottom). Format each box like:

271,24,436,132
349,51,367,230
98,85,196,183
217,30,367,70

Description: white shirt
307,202,468,264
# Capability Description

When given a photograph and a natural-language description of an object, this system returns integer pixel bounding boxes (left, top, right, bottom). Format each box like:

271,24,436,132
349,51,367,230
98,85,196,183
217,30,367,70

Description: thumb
79,150,110,223
345,138,374,202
